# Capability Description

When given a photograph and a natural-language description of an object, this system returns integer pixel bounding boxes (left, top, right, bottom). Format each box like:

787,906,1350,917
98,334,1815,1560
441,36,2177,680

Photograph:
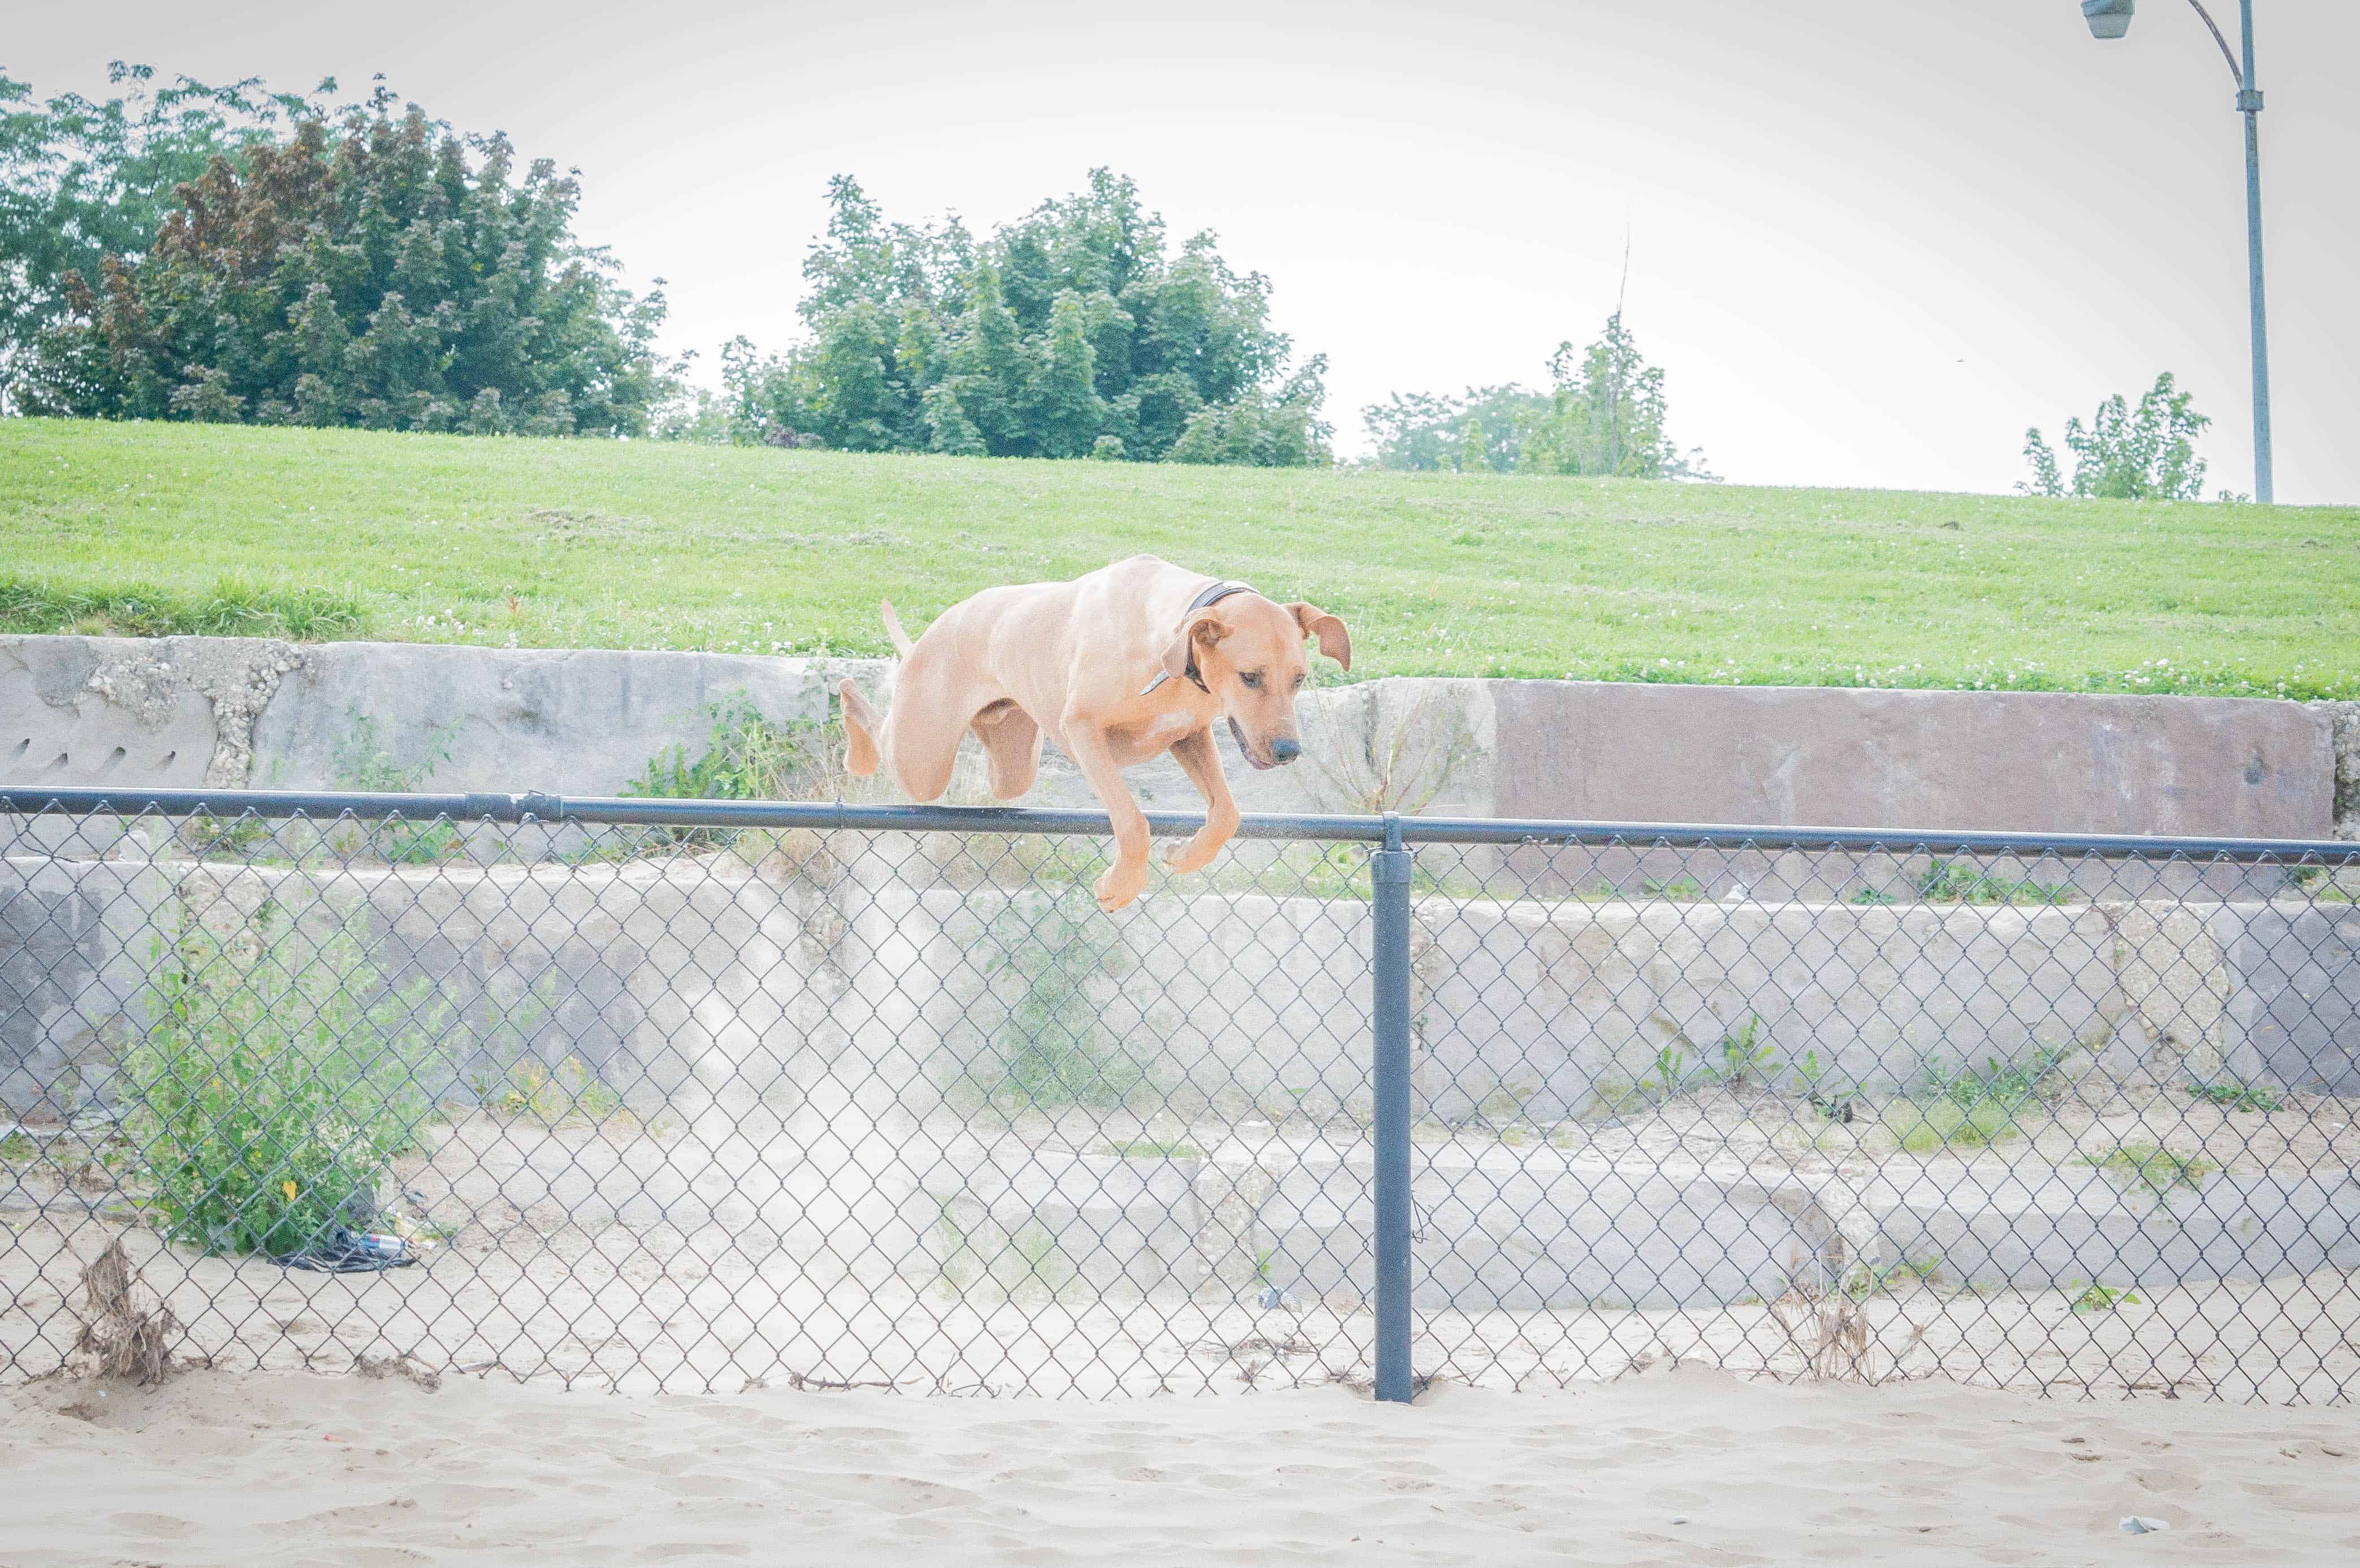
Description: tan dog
838,555,1351,911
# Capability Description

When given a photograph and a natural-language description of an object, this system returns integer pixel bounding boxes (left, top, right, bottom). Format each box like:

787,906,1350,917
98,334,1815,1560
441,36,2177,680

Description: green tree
0,62,334,397
1361,383,1551,472
11,85,668,435
661,169,1328,466
2018,373,2211,500
1517,312,1713,480
1459,416,1489,473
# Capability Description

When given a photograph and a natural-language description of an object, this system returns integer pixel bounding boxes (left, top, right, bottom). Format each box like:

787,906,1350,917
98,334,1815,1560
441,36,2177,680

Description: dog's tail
879,598,916,658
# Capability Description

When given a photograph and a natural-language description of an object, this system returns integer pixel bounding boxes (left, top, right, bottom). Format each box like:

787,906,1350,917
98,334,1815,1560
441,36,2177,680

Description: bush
976,886,1147,1109
122,913,435,1256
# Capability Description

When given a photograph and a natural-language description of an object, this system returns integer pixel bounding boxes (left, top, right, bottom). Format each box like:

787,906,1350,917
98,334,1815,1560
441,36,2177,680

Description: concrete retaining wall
9,851,2353,1120
7,634,2354,839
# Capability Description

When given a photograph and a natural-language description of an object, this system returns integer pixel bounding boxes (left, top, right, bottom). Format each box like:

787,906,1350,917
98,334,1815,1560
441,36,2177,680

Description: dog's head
1162,595,1352,770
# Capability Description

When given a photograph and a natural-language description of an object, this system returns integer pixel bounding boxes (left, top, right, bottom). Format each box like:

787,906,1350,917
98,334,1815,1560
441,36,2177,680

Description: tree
1516,312,1713,480
1459,416,1489,473
2018,373,2211,500
1362,384,1549,472
1,62,334,402
11,84,668,435
658,170,1329,466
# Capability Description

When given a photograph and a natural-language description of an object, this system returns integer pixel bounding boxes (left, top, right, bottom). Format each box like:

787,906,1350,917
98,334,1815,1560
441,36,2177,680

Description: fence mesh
3,796,2357,1400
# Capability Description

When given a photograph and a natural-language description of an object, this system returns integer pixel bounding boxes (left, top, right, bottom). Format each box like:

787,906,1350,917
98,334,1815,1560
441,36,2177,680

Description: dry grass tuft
73,1240,179,1384
353,1353,443,1391
1770,1285,1929,1384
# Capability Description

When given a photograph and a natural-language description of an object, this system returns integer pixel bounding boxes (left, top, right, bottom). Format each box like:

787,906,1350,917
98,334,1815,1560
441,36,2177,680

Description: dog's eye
1292,673,1306,689
1239,671,1264,689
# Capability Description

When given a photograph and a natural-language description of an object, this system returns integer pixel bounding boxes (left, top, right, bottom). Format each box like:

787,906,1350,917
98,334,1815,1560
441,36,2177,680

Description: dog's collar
1140,580,1254,696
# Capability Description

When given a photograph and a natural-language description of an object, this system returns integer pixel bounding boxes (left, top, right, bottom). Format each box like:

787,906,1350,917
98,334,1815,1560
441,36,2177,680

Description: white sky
11,0,2355,502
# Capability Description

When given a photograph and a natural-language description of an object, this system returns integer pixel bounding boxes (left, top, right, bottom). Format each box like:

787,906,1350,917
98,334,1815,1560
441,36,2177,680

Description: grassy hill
3,417,2354,699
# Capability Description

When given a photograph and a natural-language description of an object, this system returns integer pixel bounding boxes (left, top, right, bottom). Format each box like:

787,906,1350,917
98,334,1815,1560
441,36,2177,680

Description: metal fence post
1371,813,1415,1403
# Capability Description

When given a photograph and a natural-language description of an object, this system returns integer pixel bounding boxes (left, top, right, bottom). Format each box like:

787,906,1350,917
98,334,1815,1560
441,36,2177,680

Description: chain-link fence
5,787,2357,1402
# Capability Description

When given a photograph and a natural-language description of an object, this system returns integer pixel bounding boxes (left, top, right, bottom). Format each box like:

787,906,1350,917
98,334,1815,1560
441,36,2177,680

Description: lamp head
2082,0,2134,40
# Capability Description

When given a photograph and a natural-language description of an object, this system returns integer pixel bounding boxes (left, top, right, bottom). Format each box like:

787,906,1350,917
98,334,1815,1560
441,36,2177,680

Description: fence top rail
5,785,2357,862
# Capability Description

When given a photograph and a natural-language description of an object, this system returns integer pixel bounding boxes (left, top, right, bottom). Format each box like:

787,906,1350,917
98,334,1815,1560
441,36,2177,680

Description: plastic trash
2119,1516,2171,1535
1255,1285,1298,1311
274,1225,420,1273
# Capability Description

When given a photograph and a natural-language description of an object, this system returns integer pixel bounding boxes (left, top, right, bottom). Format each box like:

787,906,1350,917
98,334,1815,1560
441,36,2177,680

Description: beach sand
5,1363,2355,1566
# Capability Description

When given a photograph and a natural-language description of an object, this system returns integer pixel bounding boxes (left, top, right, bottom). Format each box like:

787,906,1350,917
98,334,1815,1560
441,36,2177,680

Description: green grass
1100,1138,1201,1160
2185,1079,2283,1113
3,417,2357,696
2085,1143,2216,1196
1888,1095,2025,1154
1913,858,2074,906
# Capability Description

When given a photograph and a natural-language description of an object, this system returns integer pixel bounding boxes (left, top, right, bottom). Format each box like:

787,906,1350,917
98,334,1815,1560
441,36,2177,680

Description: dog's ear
1162,608,1231,683
1287,602,1352,672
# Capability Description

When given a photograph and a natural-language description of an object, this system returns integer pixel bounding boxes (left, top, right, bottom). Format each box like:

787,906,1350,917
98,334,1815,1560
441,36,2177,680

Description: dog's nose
1270,737,1302,764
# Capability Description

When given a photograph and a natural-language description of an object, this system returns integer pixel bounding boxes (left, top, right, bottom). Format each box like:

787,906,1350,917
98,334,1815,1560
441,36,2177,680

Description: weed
332,710,462,863
2070,1280,2142,1312
1848,887,1897,906
474,1056,624,1125
1889,1096,2023,1153
932,1204,1079,1304
120,918,436,1258
1640,876,1705,901
2185,1079,2282,1112
1287,842,1372,901
1925,1048,2062,1112
1843,1255,1944,1299
976,886,1148,1109
1789,1049,1857,1121
619,692,843,850
2085,1143,2215,1197
1576,1078,1648,1119
0,1131,34,1162
1884,1048,2059,1151
1650,1046,1692,1099
185,813,270,858
1714,1014,1775,1088
1914,858,2073,905
1103,1138,1200,1160
1300,681,1480,815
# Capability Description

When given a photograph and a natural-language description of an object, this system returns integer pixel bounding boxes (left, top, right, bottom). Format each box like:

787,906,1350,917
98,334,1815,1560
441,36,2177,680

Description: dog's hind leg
970,700,1043,802
838,680,884,777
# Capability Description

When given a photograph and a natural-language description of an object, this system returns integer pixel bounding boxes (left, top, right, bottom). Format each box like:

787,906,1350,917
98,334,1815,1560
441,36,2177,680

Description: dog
837,555,1351,912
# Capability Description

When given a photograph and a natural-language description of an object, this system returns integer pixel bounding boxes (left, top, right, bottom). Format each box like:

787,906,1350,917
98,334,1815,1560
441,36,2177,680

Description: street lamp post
2080,0,2273,504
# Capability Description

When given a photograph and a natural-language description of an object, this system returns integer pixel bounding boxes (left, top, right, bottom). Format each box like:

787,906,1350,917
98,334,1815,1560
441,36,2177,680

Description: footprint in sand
106,1513,197,1540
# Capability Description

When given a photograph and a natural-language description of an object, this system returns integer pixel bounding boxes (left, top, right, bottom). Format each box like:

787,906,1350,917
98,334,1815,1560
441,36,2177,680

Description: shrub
120,913,435,1256
617,692,840,850
975,886,1146,1109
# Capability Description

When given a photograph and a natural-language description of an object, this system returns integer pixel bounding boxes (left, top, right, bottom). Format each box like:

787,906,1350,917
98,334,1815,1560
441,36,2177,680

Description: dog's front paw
1164,836,1220,875
1095,858,1149,912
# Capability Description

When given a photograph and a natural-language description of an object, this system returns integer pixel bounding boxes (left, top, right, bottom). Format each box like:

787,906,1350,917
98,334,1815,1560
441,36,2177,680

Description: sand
5,1364,2356,1566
